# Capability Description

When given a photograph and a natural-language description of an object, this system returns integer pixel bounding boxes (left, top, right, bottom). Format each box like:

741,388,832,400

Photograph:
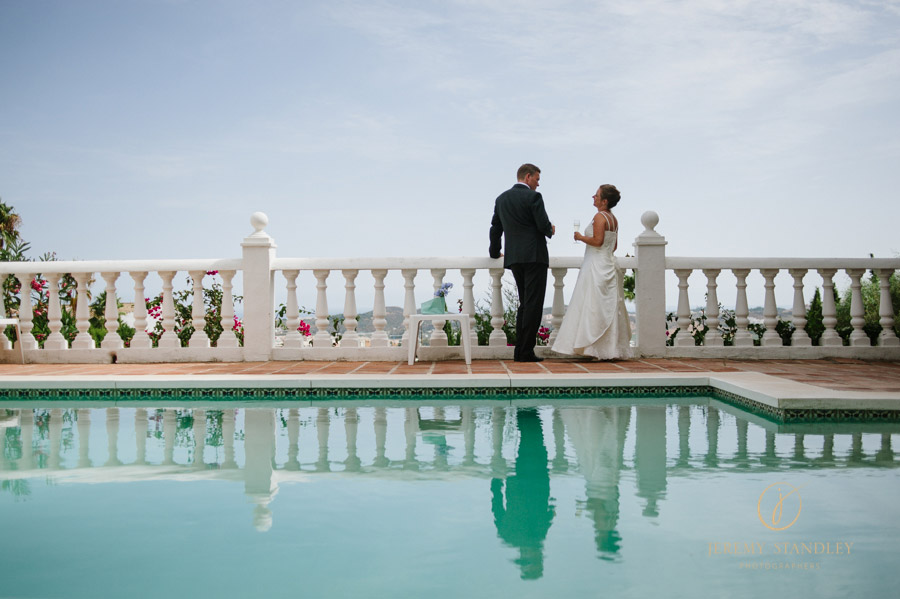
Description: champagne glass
573,219,580,244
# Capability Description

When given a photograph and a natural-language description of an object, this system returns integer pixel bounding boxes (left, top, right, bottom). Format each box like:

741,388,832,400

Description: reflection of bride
552,184,632,360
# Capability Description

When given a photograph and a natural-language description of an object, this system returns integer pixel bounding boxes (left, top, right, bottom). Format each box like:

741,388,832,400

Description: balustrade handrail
0,258,243,275
272,256,635,270
666,257,900,270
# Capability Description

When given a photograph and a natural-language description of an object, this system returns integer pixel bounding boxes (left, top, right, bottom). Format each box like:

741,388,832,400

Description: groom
489,163,555,362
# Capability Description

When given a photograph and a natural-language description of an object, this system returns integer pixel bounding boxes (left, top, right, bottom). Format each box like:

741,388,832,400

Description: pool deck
1,358,899,413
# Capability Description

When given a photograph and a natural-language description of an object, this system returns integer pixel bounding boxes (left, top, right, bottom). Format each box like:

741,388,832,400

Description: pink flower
206,270,219,276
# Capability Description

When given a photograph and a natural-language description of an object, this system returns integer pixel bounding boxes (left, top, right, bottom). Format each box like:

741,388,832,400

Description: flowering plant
435,282,453,298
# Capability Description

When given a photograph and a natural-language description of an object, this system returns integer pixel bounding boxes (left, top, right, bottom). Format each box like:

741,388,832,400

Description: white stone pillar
760,269,780,346
100,272,124,349
241,212,277,361
129,272,152,349
847,269,869,346
282,270,302,348
44,273,67,350
549,267,567,345
371,269,389,347
340,269,360,347
218,270,239,348
71,272,95,349
788,269,811,346
157,271,179,349
188,271,210,348
702,269,723,346
489,268,506,347
674,269,693,347
633,211,667,355
733,269,753,347
818,269,842,346
429,268,448,346
401,269,417,346
877,268,899,347
461,268,478,347
17,273,38,350
312,269,332,347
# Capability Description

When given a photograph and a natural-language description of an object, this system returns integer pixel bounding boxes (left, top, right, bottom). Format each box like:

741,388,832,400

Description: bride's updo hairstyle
599,184,620,209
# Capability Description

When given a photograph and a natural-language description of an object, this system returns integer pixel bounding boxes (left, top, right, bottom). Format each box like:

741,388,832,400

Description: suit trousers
509,262,548,360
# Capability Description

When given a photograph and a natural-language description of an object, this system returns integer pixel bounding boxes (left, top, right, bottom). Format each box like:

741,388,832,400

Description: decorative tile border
0,385,897,423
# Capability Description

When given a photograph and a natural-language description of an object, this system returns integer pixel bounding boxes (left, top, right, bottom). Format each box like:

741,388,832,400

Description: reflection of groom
489,163,555,362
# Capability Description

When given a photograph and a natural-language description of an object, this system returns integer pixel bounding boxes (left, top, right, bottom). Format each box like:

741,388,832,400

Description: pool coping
1,371,899,423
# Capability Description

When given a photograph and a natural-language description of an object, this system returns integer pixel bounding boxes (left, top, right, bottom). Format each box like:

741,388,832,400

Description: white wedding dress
551,214,633,360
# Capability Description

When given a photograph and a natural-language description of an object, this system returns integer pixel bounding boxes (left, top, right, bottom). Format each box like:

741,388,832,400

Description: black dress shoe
517,355,544,362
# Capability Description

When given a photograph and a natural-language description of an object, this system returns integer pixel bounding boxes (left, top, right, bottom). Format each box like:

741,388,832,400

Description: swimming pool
2,399,898,598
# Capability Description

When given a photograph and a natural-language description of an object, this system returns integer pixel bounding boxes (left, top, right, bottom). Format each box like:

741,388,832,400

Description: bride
551,184,632,360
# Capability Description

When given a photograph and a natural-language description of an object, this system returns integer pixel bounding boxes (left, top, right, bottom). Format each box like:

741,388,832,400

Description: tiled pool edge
1,372,898,423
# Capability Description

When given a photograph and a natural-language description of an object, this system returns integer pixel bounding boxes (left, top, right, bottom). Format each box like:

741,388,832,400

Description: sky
1,0,899,308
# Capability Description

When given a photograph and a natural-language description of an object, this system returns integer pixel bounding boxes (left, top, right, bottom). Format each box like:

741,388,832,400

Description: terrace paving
0,358,898,393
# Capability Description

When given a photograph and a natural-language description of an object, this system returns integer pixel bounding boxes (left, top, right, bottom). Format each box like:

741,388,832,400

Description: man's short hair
517,163,541,180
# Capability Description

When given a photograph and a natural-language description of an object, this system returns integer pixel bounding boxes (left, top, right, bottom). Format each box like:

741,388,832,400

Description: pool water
2,399,899,598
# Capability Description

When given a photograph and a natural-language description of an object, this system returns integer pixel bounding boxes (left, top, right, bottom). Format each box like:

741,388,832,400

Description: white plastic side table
407,314,472,365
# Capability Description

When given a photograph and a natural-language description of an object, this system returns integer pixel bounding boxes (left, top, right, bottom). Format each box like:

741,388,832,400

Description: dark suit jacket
489,183,554,267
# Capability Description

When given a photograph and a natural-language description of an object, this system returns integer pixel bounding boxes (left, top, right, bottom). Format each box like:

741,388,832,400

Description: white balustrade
1,212,898,364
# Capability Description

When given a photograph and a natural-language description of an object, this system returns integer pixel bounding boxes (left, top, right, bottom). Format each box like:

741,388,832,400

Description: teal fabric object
420,297,447,314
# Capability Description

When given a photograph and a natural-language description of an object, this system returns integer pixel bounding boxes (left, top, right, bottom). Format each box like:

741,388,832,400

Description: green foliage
804,288,825,345
473,280,519,346
145,273,244,347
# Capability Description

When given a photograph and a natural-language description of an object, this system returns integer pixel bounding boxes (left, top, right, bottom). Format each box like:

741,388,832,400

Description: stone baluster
218,270,239,348
44,272,67,350
877,268,899,346
371,269,389,347
17,272,38,350
847,269,868,346
157,271,179,349
71,272,95,349
732,269,753,346
401,269,417,346
489,268,506,346
461,268,478,347
788,269,811,346
549,267,567,345
100,272,123,349
129,272,152,348
105,407,122,467
674,269,693,346
282,270,303,348
135,408,148,464
429,268,448,346
702,269,722,346
77,408,91,468
313,269,333,347
0,276,9,350
188,271,210,348
759,269,780,346
818,269,841,346
340,269,359,347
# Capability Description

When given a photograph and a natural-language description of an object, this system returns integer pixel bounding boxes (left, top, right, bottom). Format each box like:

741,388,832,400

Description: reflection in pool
2,400,899,598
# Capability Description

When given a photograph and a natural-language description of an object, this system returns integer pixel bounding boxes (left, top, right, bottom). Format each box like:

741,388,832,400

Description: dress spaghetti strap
600,211,616,232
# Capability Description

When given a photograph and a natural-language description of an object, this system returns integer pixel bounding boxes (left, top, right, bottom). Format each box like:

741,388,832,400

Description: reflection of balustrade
2,404,897,531
2,212,897,364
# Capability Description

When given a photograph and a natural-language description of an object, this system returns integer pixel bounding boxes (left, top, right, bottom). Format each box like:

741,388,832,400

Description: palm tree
0,199,23,252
